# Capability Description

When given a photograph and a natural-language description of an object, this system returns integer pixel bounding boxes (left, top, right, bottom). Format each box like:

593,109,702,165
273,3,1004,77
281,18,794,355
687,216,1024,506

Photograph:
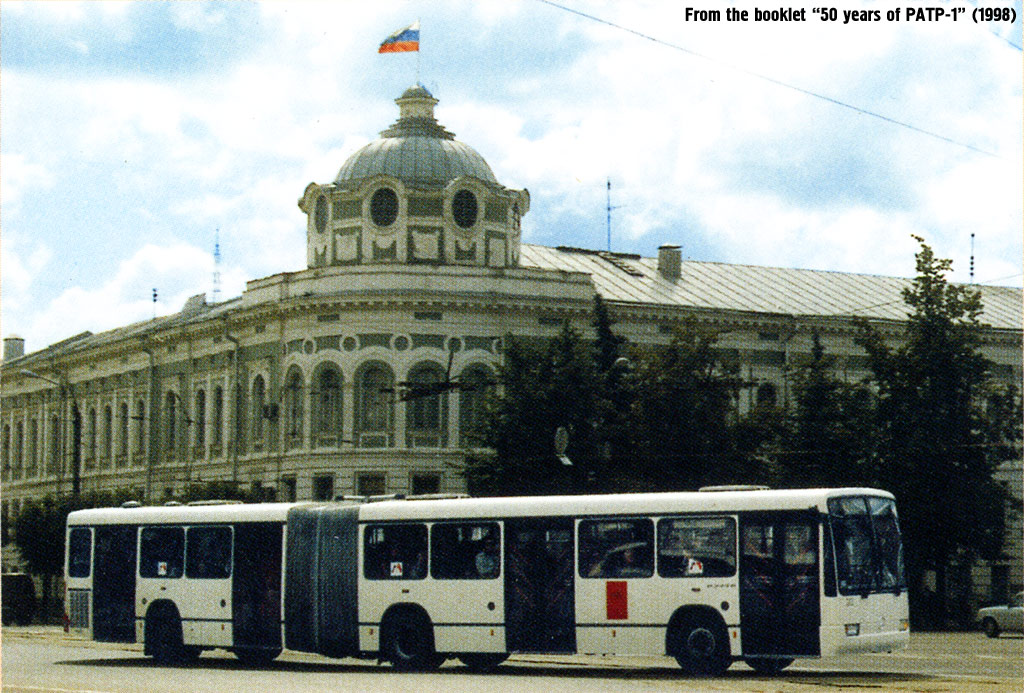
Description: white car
978,591,1023,637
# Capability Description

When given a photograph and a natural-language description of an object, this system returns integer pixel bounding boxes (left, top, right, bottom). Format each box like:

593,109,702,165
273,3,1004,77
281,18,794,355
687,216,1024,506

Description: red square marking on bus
606,580,628,620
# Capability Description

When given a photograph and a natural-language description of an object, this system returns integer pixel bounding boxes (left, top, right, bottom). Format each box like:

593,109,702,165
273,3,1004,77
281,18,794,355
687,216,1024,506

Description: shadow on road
57,655,939,684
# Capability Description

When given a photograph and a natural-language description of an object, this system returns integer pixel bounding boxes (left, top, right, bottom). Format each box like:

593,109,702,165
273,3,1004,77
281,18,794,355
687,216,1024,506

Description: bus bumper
822,623,910,656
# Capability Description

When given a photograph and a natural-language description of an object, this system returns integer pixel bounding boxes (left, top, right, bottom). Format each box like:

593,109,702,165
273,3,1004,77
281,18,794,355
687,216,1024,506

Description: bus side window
578,519,653,579
363,523,427,580
657,516,736,578
68,527,92,578
140,526,185,578
186,526,232,579
431,522,500,580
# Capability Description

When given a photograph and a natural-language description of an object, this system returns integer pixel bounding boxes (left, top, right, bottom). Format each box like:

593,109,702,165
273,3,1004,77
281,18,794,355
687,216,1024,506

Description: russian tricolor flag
379,21,420,53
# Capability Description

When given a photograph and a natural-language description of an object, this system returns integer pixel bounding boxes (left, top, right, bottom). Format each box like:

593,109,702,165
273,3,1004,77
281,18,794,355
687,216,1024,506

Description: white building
2,86,1020,604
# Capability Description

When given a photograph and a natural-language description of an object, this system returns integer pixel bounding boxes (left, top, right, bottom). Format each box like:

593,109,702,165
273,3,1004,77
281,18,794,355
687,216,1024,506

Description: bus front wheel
382,610,443,671
982,618,1000,638
670,614,731,676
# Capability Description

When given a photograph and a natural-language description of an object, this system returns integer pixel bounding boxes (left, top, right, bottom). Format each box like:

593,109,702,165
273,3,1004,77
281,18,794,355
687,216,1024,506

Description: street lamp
21,369,80,498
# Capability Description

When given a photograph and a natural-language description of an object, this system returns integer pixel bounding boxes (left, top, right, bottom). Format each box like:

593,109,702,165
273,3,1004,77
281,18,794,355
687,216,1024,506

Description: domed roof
335,86,498,188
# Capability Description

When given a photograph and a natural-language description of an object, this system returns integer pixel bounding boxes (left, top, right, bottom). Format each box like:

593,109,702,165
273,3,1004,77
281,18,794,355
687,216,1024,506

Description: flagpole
416,17,421,85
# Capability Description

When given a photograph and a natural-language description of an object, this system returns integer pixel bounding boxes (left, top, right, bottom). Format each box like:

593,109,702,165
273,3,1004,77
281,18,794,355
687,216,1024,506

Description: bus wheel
670,614,730,676
458,653,508,672
234,647,282,666
982,618,1000,638
745,657,793,675
146,608,198,664
382,610,442,671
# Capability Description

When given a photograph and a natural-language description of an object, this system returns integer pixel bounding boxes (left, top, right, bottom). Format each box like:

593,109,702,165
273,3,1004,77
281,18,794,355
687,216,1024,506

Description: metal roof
518,244,1023,330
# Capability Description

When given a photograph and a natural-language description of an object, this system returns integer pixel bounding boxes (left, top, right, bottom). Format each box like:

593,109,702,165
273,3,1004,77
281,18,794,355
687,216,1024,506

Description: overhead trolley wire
537,0,1000,158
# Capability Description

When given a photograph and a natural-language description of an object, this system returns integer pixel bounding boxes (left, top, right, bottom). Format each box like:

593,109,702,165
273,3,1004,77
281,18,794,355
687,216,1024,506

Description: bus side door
739,512,821,658
93,525,137,642
504,517,576,653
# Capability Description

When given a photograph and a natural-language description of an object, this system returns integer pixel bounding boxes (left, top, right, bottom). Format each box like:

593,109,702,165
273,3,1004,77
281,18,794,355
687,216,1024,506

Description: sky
2,0,1021,354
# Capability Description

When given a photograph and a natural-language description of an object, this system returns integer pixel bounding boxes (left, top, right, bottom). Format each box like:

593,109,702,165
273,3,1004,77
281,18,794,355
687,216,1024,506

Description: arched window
458,364,494,448
87,407,97,465
194,390,206,450
756,382,777,408
1,424,10,480
14,422,24,478
251,376,266,447
103,405,113,461
118,404,129,461
28,418,38,475
235,383,247,455
50,415,61,474
313,363,344,448
134,400,146,457
165,393,177,457
284,367,305,450
355,362,393,448
405,362,446,448
213,386,224,449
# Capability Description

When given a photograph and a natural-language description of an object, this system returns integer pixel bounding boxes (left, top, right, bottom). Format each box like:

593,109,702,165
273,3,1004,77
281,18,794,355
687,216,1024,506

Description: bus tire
145,605,198,664
233,647,282,666
381,609,442,671
745,657,793,675
982,617,1000,638
669,613,731,676
458,653,508,672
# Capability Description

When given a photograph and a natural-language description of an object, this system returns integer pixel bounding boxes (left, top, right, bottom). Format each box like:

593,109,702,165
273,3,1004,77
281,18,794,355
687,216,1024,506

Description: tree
465,324,605,496
856,236,1021,627
776,332,877,488
627,320,758,490
12,490,132,619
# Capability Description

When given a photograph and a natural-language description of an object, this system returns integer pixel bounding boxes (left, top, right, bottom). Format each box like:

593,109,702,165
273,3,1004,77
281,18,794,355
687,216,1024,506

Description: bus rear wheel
670,614,731,676
146,608,199,664
458,653,508,672
233,647,282,666
382,610,443,671
745,657,793,675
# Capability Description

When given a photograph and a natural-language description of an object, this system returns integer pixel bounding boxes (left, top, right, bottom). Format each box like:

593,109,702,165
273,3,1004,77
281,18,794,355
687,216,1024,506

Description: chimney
657,244,681,281
3,335,25,360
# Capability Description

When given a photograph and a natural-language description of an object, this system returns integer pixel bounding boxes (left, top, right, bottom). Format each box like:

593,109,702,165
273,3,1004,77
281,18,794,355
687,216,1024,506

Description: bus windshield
828,496,906,595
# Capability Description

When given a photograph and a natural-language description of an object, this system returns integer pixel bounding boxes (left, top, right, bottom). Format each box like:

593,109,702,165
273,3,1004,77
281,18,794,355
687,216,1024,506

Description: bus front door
739,513,820,658
504,518,576,653
92,525,137,643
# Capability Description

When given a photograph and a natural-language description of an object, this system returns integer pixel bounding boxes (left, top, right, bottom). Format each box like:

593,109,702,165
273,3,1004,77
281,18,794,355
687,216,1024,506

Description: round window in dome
452,190,478,229
314,195,328,233
370,188,399,227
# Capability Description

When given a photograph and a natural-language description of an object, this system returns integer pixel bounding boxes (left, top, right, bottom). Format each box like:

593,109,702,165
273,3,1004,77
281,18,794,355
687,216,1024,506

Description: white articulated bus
65,487,909,675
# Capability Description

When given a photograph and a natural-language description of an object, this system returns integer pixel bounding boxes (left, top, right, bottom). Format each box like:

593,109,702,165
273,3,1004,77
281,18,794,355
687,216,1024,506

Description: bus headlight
844,623,860,636
899,619,909,631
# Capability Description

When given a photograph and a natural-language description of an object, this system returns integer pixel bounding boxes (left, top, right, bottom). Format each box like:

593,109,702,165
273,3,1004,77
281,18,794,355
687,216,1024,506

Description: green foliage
776,332,876,488
856,236,1020,626
627,321,760,490
466,323,604,496
178,480,276,504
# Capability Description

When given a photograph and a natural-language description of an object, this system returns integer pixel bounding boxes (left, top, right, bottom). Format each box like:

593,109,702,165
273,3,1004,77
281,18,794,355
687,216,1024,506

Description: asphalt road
2,627,1021,692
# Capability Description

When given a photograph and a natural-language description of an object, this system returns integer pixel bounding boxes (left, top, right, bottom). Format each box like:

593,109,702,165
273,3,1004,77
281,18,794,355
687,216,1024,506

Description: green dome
335,86,497,188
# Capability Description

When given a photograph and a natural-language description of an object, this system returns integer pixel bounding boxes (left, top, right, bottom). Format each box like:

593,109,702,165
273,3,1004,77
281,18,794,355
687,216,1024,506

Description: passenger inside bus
474,536,499,578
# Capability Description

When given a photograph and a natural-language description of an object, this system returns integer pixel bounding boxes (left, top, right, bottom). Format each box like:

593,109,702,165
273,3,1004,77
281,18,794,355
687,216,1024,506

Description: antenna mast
212,228,222,303
605,178,626,252
969,232,975,284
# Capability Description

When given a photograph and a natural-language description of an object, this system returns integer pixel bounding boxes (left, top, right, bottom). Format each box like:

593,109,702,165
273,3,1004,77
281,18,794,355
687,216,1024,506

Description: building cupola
300,86,529,270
